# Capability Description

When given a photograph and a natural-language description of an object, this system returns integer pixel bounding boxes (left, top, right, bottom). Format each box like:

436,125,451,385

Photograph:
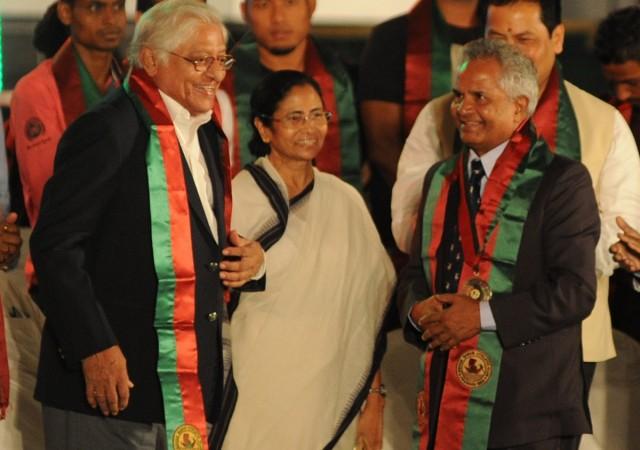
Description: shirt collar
468,140,509,178
158,90,212,131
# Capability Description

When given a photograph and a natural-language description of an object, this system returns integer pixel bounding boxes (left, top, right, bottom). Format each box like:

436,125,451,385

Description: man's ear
140,47,159,77
515,96,529,122
57,1,73,27
550,23,565,56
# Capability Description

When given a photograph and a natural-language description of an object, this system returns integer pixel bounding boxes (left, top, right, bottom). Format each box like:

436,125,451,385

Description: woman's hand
356,391,385,450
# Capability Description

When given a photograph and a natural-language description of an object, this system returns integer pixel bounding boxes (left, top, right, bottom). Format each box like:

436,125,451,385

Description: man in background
219,0,361,188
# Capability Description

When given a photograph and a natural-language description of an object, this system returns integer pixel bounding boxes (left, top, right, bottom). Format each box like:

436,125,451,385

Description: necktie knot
470,159,485,180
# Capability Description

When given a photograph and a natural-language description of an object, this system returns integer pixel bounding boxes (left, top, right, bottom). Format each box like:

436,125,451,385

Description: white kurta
224,157,395,450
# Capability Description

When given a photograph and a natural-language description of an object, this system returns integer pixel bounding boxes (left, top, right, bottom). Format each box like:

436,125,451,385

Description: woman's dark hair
249,70,324,157
33,2,70,58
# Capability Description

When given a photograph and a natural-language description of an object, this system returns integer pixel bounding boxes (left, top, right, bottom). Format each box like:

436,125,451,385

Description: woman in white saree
223,71,396,450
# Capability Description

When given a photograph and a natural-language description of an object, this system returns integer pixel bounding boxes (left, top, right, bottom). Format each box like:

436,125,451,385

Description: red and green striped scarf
404,0,457,137
52,38,121,127
124,69,222,450
532,63,580,160
221,36,361,188
415,124,553,450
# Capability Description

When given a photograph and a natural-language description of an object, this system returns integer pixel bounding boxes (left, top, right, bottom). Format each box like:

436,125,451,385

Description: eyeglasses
168,52,235,72
262,110,333,129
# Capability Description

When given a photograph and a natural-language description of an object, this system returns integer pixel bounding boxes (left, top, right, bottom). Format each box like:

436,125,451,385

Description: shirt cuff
407,306,422,332
633,275,640,293
480,302,497,331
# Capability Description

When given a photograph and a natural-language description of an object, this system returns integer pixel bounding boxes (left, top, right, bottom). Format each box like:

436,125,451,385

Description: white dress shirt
468,144,508,331
159,91,219,242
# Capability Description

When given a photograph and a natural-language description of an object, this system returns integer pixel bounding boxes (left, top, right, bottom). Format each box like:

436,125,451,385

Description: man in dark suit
29,1,264,448
398,38,599,450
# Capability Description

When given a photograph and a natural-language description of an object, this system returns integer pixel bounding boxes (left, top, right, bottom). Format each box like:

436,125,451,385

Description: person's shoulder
564,80,616,114
73,88,135,128
370,14,409,38
60,88,142,155
12,59,56,100
546,153,592,185
315,171,362,202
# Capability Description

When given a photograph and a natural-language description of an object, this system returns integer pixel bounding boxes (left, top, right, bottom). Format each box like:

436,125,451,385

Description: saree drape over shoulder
224,157,395,449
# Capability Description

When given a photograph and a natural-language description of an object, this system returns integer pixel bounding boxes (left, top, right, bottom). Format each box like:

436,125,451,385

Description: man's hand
220,230,264,288
610,216,640,272
81,345,134,416
0,212,21,270
422,294,481,351
410,296,444,341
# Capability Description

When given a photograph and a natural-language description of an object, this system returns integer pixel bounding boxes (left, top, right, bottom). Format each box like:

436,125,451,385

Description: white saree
223,157,395,450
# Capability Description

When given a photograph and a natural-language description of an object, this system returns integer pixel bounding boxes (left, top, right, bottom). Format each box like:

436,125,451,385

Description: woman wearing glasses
223,70,395,450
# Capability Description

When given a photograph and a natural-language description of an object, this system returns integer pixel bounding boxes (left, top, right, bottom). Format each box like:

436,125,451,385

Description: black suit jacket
30,88,247,426
398,153,600,447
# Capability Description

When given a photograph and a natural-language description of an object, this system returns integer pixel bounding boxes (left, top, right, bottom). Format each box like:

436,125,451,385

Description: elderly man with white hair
29,1,265,448
398,38,599,450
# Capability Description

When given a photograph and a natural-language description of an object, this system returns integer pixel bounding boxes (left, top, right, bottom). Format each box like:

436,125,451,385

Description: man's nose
271,1,285,22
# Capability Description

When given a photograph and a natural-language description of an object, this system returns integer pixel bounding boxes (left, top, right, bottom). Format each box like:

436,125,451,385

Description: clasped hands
219,230,265,288
410,293,481,351
610,216,640,272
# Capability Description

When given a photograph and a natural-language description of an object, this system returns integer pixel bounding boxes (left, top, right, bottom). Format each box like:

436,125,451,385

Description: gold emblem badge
456,349,492,389
172,424,203,450
463,277,493,302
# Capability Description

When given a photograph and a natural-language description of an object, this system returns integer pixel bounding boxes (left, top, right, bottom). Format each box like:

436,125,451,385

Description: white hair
128,0,228,68
460,38,540,116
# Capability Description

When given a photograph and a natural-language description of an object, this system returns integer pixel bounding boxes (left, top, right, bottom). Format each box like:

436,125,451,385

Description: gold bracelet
368,384,387,397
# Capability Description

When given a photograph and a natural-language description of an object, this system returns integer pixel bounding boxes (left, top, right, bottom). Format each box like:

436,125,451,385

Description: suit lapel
180,150,218,250
199,122,228,249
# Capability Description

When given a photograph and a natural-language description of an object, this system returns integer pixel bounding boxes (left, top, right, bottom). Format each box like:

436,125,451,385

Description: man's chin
266,46,297,56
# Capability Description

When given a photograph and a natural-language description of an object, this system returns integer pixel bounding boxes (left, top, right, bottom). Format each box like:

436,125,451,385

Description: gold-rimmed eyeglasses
261,110,333,129
168,52,235,72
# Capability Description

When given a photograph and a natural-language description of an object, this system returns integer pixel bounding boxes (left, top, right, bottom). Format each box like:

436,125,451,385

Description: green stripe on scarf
556,75,581,161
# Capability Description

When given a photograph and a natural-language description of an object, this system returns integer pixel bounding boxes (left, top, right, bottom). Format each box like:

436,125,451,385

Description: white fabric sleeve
480,301,497,331
594,110,640,277
391,102,444,253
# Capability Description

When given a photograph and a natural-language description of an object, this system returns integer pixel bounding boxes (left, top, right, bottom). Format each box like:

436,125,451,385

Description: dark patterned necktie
469,159,485,217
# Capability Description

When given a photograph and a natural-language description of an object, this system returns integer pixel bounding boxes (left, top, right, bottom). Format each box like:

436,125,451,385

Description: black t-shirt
358,14,482,104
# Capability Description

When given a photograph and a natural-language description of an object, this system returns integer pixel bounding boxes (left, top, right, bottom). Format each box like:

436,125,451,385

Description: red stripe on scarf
305,40,342,176
532,66,560,151
404,0,432,137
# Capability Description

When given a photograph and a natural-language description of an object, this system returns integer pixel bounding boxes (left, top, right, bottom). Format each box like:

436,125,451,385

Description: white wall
0,0,415,24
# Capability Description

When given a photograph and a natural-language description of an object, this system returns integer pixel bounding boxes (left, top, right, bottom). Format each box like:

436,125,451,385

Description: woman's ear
254,117,272,144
